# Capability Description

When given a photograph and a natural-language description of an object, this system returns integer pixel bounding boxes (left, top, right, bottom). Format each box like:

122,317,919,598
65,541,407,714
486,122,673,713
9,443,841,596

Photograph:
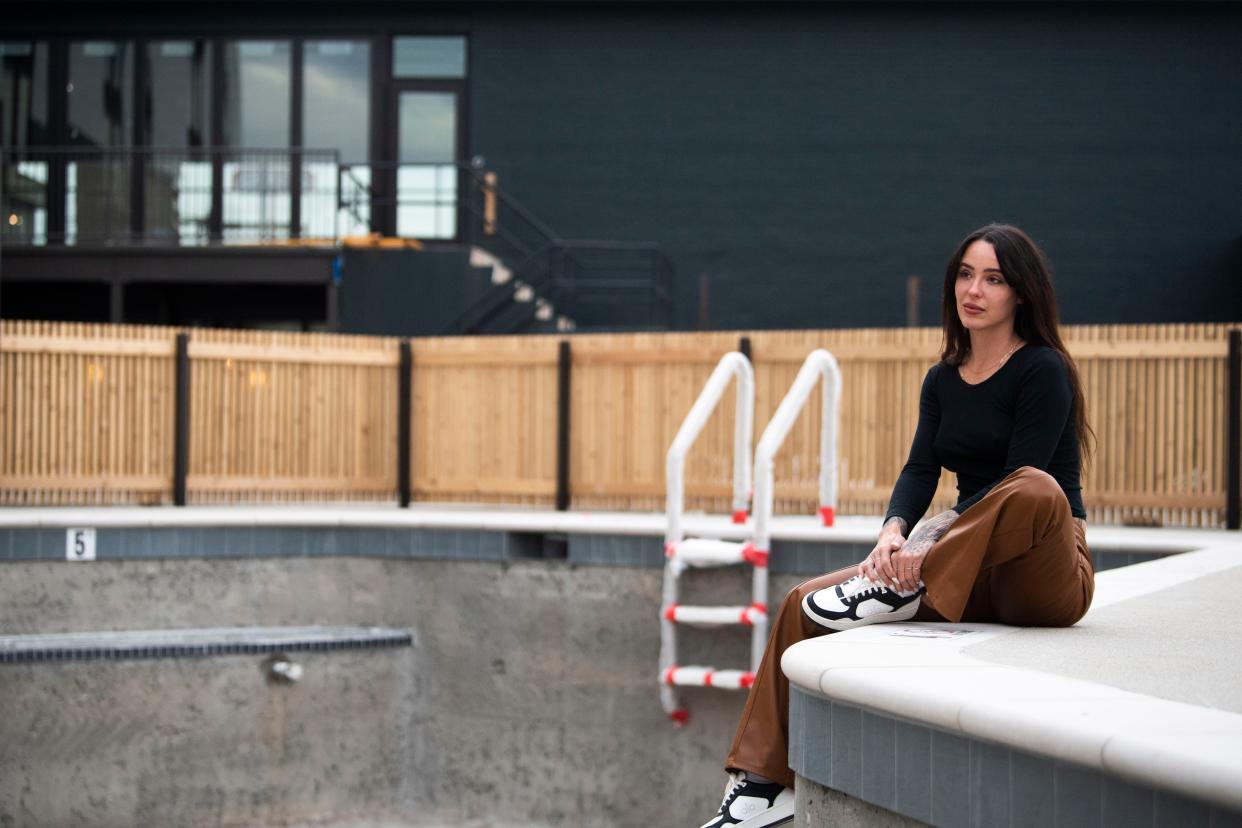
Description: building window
222,40,291,148
1,41,50,244
5,34,475,246
66,41,134,244
304,39,371,238
396,91,458,239
144,40,213,244
146,41,211,148
222,40,292,241
68,41,133,147
1,41,49,146
390,35,466,240
393,36,466,79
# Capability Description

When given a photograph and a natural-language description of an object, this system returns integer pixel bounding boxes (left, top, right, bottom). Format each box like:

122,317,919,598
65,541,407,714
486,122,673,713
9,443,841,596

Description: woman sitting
699,223,1095,828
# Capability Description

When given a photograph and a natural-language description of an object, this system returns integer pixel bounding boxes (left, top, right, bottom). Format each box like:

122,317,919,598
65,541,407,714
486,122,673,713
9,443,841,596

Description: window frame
7,29,472,246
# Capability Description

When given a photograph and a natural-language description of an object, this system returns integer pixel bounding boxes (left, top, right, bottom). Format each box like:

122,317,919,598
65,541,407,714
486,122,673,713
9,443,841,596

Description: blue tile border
893,719,932,824
0,526,1175,575
789,688,1242,828
0,626,414,665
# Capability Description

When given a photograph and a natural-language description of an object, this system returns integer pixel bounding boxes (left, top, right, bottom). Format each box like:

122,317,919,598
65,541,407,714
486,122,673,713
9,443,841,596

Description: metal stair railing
254,156,674,333
548,240,676,331
450,164,675,334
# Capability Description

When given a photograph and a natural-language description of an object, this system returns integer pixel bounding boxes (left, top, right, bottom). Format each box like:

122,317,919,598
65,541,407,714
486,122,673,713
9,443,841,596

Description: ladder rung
662,666,755,690
664,603,767,627
665,538,768,568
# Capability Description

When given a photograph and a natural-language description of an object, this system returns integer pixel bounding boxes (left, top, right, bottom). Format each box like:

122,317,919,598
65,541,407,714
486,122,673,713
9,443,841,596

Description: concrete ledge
0,506,1220,573
783,546,1242,823
0,626,414,664
790,693,1242,828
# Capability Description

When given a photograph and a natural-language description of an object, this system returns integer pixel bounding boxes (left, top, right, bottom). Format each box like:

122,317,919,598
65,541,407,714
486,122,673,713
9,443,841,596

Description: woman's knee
1010,467,1070,515
992,561,1094,627
1012,465,1058,492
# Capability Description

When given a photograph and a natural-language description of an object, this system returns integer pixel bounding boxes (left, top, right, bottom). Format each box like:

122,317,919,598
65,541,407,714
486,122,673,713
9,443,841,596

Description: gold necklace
964,341,1023,378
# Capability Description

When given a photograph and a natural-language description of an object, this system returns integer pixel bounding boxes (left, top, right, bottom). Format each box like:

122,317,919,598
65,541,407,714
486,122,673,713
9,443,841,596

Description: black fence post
173,333,191,506
1227,329,1240,530
738,336,752,363
556,339,572,511
397,340,412,508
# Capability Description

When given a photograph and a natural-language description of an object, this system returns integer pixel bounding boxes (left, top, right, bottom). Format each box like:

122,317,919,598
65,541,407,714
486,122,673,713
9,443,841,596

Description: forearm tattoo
903,509,959,555
882,516,908,536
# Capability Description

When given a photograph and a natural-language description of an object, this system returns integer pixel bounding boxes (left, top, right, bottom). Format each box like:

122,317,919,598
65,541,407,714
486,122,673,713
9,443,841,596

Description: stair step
468,246,497,268
661,665,755,690
664,604,767,627
665,538,768,569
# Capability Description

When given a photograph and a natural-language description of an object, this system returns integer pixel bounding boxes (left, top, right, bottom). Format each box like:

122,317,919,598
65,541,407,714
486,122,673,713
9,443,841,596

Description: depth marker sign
66,528,96,561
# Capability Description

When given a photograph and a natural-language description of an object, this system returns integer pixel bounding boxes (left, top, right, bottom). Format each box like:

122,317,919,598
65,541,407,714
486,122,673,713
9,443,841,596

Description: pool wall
0,523,1178,827
2,536,794,826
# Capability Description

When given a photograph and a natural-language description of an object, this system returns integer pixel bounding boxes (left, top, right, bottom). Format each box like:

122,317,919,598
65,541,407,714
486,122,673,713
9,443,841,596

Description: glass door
393,87,460,239
66,40,133,244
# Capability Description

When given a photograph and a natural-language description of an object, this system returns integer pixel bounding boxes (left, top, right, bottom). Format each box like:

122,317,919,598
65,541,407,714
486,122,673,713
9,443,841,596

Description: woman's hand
891,509,960,594
859,517,907,589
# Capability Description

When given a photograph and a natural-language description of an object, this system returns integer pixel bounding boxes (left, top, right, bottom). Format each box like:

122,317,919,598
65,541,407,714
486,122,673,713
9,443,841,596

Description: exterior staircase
444,165,674,335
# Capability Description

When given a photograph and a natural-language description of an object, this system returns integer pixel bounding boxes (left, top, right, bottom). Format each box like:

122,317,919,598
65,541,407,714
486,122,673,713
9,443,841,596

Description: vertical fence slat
173,333,191,506
556,339,572,511
398,341,412,508
1228,330,1241,530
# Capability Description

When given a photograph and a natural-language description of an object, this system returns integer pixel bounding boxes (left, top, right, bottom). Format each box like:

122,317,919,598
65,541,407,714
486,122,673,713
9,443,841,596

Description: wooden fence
1,320,1238,527
1,321,400,505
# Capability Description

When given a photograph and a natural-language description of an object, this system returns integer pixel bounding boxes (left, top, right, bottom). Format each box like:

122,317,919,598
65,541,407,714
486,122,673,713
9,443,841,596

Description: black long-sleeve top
884,344,1085,530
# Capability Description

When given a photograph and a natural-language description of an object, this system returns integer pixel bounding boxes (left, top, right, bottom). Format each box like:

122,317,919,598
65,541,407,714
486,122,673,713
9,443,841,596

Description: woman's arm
883,366,943,534
858,515,908,587
891,508,959,593
860,366,943,589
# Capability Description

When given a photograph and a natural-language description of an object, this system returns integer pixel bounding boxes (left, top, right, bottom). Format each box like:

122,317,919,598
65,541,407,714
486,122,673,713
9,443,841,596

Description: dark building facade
3,1,1240,333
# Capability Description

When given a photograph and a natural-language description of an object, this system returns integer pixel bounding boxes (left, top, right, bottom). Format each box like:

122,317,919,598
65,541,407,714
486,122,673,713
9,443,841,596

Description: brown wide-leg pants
724,466,1095,789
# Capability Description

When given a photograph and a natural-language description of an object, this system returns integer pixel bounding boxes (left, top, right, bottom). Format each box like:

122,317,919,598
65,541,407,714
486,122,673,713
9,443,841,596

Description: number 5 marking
66,528,97,561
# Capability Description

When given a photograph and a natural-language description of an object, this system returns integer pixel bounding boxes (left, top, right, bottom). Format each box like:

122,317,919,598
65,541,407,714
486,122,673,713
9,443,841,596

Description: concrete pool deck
783,543,1242,826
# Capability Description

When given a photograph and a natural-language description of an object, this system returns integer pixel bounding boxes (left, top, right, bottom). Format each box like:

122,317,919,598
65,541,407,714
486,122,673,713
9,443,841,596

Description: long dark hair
940,223,1094,467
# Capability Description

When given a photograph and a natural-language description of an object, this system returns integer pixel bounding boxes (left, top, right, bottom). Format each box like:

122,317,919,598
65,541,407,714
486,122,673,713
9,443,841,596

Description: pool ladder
659,349,842,725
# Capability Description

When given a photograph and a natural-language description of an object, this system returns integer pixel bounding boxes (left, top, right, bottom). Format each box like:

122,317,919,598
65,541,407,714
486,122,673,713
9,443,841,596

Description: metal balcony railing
1,146,342,247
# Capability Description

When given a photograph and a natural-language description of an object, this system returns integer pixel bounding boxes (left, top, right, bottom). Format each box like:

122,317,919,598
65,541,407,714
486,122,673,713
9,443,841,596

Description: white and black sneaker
802,575,924,631
698,772,794,828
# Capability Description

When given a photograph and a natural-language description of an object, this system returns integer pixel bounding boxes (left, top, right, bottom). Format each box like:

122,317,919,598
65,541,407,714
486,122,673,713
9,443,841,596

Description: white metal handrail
664,352,755,546
658,349,841,724
752,348,842,552
660,351,755,724
747,348,842,666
